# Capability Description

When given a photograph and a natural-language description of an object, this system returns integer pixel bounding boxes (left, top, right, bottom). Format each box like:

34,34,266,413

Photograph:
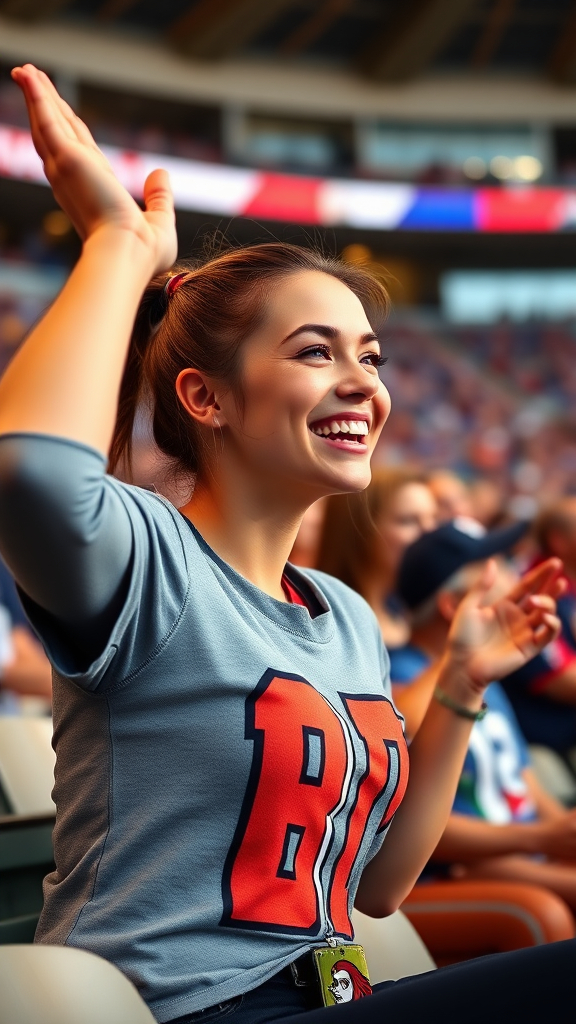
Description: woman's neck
179,471,311,601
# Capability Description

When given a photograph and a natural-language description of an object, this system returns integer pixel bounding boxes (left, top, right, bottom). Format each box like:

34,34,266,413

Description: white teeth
311,419,370,436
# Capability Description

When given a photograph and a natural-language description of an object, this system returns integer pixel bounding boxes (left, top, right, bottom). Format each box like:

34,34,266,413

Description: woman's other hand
446,557,565,694
12,64,177,275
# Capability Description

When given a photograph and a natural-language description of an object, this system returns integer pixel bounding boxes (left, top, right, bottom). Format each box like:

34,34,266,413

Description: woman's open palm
12,64,177,274
447,558,564,691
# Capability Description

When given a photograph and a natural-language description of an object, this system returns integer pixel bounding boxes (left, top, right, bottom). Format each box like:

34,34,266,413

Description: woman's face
213,270,391,502
376,483,438,574
329,969,354,1003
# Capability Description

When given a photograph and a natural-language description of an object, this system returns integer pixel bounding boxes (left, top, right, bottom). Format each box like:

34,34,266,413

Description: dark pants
168,938,576,1024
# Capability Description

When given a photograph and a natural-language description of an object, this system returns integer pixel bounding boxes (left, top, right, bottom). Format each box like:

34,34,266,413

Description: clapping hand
12,64,177,275
446,558,565,695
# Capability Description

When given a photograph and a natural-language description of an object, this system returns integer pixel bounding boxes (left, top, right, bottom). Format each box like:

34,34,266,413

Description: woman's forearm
392,661,440,740
355,659,480,916
433,814,547,862
0,227,156,453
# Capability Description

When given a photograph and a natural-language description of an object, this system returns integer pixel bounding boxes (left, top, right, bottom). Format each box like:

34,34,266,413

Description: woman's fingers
143,169,178,268
532,613,561,648
36,69,101,153
523,605,560,633
11,67,51,163
143,169,174,216
13,65,75,162
523,594,557,613
507,558,564,605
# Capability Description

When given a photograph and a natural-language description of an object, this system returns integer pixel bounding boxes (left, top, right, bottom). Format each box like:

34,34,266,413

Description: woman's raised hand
12,64,177,275
445,557,565,694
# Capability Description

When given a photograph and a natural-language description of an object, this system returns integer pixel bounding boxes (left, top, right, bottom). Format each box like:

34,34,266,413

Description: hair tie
149,272,188,334
165,272,188,298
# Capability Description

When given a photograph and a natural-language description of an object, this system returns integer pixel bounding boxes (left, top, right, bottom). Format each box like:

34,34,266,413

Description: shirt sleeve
0,433,133,625
0,433,190,687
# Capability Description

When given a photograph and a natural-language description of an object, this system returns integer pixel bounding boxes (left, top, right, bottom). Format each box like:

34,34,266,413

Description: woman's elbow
354,890,403,919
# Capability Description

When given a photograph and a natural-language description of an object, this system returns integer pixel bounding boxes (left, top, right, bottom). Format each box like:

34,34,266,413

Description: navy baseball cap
397,516,529,611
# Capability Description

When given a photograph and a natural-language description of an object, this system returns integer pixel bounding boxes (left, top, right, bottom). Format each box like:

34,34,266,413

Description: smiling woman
0,64,573,1024
110,250,391,497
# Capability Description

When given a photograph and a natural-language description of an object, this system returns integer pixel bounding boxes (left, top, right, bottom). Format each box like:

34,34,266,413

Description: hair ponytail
108,272,172,476
108,243,390,482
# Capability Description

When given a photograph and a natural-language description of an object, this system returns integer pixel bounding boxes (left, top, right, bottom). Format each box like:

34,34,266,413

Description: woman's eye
362,353,388,369
297,345,332,360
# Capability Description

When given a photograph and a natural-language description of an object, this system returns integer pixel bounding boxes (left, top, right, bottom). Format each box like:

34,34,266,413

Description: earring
214,417,219,427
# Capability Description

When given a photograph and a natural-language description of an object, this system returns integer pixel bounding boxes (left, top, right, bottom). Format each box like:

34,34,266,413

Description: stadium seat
351,908,436,982
528,745,576,806
0,944,156,1024
0,916,433,1023
0,812,55,945
0,718,55,944
0,716,55,816
401,879,576,967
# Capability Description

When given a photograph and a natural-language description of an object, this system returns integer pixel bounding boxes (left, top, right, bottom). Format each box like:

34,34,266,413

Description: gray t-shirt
0,434,408,1023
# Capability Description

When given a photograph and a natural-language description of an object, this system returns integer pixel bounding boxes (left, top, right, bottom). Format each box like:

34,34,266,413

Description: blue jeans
167,969,309,1024
168,938,576,1024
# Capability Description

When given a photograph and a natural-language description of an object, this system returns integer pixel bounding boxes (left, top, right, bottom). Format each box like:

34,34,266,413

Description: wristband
433,685,487,721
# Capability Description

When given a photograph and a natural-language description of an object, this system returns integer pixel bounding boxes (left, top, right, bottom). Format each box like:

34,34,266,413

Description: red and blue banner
1,122,574,233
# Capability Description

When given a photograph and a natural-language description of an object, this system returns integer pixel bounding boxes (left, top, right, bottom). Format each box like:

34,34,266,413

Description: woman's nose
335,363,380,401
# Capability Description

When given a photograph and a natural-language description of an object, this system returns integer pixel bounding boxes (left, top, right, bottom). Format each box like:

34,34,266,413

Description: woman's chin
316,463,373,496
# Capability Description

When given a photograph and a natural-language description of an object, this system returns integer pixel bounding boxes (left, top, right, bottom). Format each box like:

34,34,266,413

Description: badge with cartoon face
313,944,372,1006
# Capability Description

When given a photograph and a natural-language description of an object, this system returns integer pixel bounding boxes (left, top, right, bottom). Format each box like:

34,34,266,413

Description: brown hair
109,242,390,478
316,467,427,600
534,497,576,555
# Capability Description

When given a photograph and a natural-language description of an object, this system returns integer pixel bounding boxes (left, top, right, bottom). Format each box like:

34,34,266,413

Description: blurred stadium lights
441,270,576,323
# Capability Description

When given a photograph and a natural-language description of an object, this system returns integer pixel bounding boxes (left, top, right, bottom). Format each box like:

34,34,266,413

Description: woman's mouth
309,417,369,451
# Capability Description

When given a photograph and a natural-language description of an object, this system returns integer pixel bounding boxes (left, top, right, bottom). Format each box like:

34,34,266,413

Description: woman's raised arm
0,65,177,454
356,558,565,917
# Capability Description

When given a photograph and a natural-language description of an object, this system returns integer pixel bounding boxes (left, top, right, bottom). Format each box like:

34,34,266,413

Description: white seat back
351,907,436,983
0,716,55,814
0,945,156,1024
529,744,576,805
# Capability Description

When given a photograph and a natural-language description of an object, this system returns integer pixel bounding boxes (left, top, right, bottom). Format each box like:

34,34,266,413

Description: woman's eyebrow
281,324,378,344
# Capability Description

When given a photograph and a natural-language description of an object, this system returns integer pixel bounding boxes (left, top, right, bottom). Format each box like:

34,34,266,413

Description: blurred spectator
0,558,52,711
316,468,437,649
468,477,507,528
501,500,576,762
427,469,473,522
392,522,576,912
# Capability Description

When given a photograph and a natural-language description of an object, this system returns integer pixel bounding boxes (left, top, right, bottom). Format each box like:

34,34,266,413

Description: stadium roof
1,0,576,85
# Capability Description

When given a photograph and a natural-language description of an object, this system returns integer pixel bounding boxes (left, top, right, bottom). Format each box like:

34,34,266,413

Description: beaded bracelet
433,685,487,722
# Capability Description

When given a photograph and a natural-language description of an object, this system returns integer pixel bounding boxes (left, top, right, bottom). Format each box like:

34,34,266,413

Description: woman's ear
175,368,226,429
